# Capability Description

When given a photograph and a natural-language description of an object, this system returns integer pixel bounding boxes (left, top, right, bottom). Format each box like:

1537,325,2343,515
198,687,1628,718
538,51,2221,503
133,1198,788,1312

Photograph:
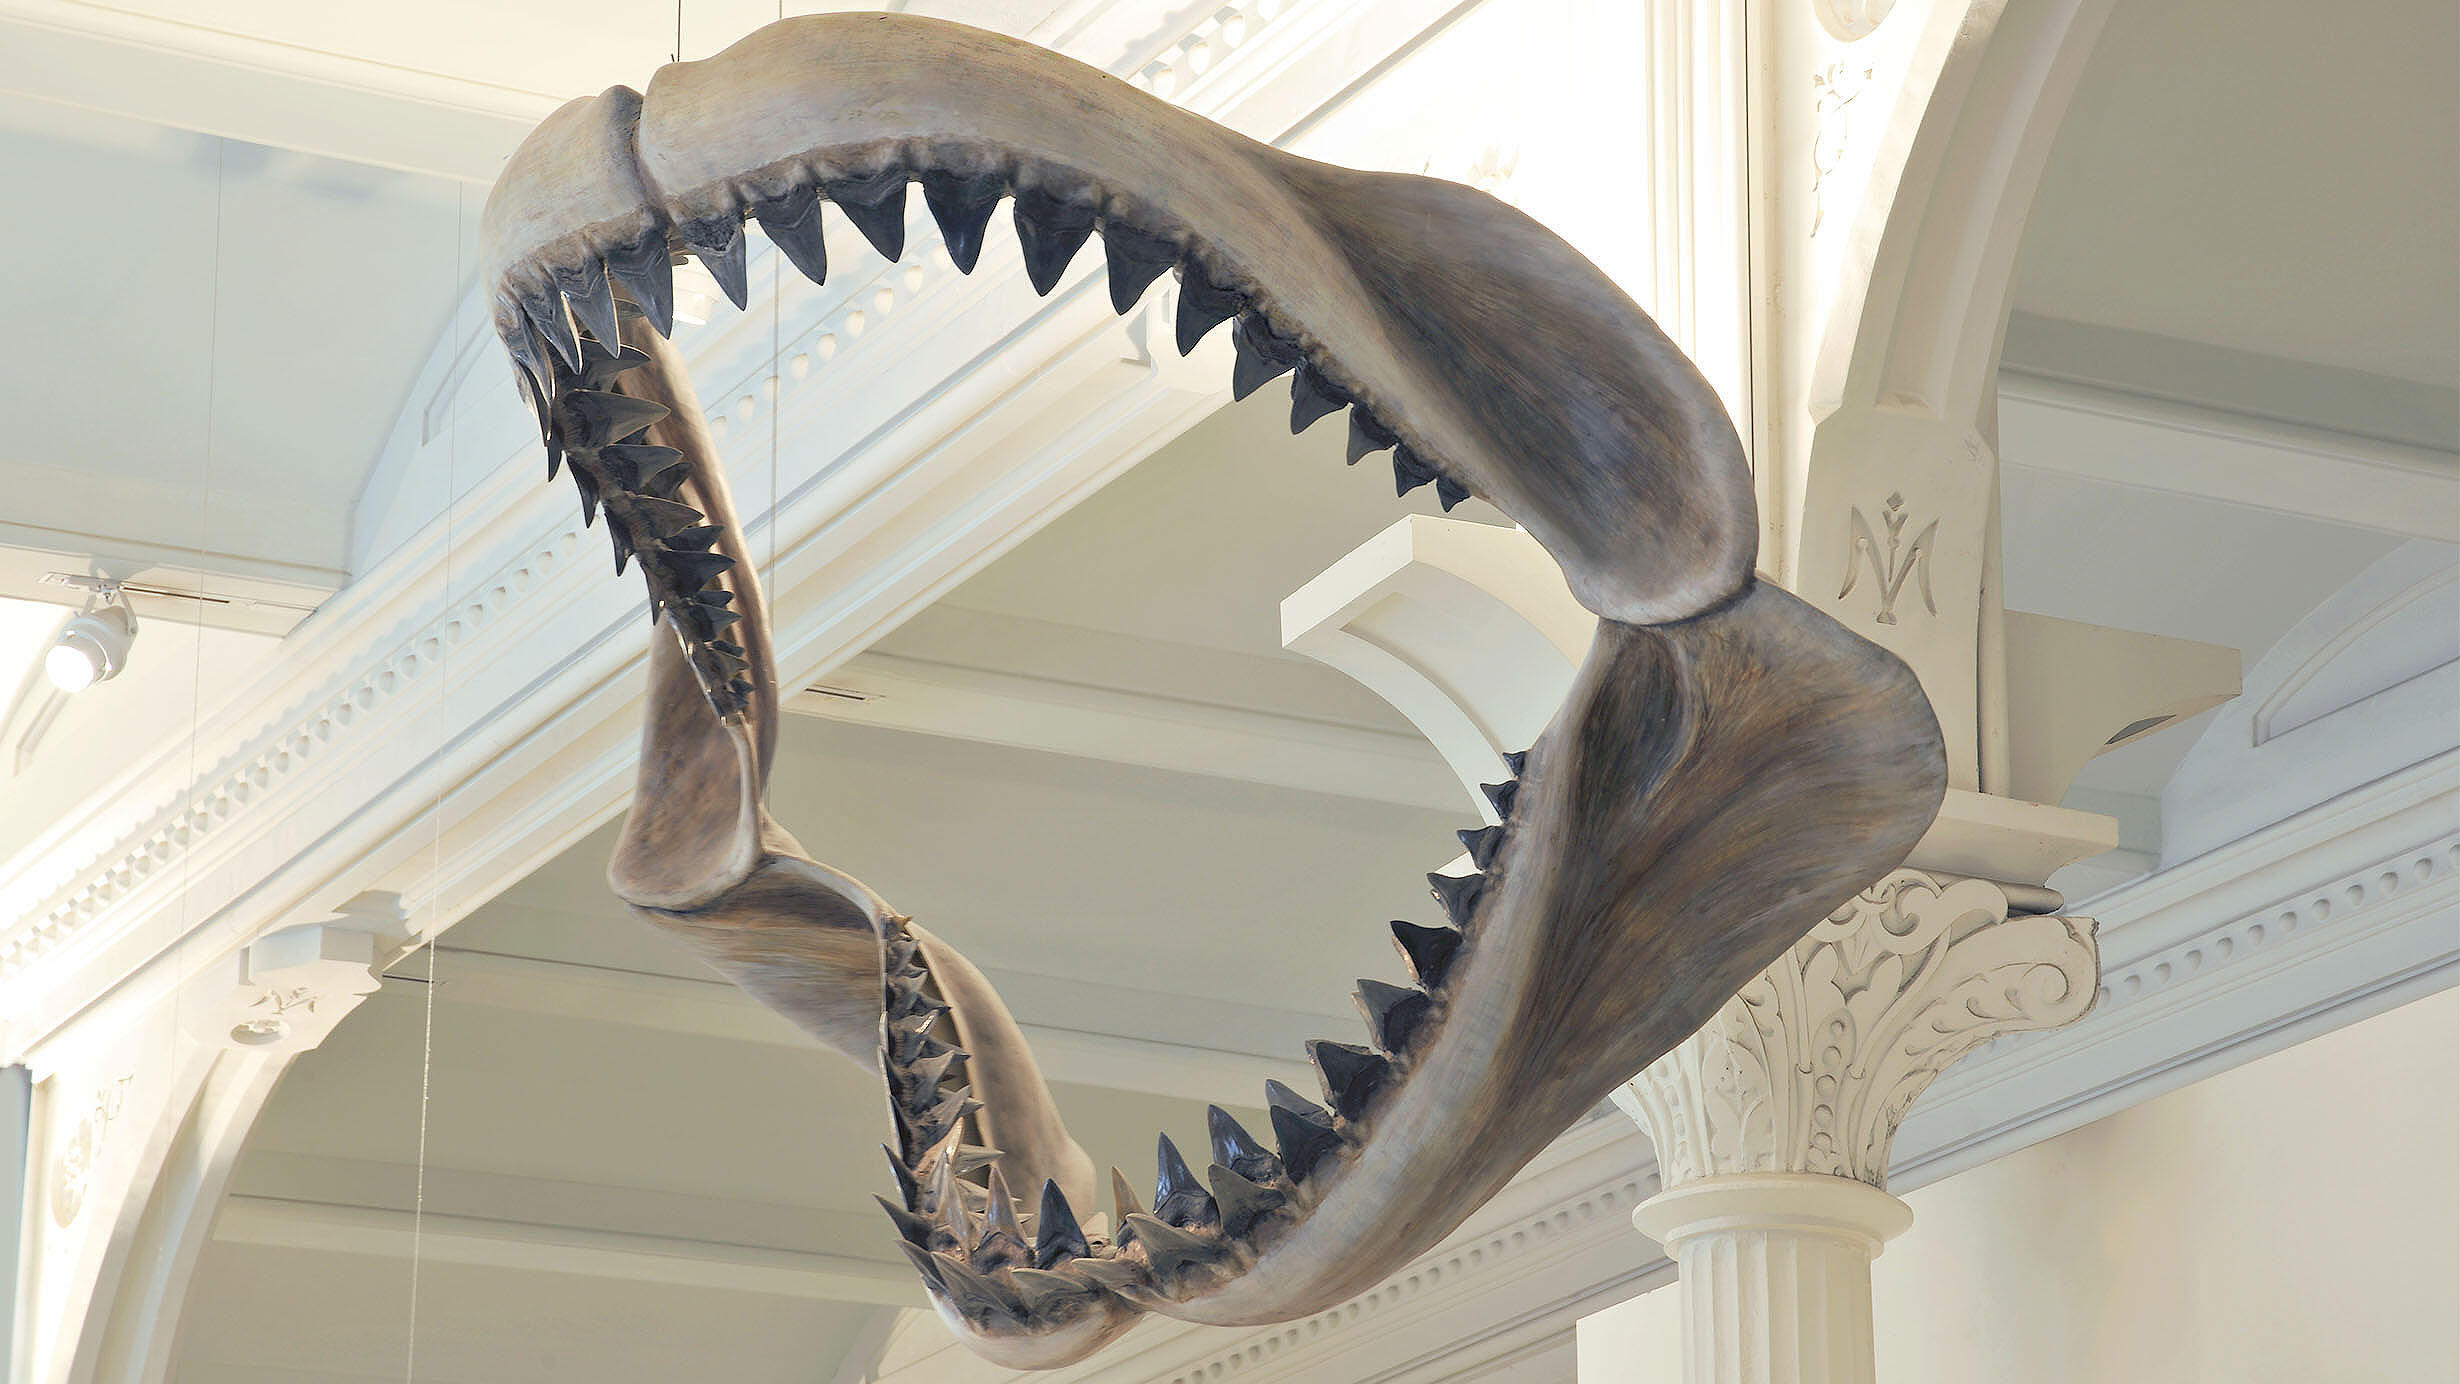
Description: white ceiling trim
789,651,1466,812
0,0,554,183
1998,368,2460,542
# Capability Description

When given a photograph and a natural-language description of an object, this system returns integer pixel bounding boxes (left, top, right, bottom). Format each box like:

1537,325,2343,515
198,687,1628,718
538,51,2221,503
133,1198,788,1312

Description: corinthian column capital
1617,869,2099,1190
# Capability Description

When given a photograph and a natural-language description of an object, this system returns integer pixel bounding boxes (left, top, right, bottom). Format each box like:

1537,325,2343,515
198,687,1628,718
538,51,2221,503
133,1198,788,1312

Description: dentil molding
1615,870,2098,1189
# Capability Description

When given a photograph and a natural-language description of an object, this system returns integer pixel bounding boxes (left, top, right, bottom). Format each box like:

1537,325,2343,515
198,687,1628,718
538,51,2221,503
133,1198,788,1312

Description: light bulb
45,640,99,692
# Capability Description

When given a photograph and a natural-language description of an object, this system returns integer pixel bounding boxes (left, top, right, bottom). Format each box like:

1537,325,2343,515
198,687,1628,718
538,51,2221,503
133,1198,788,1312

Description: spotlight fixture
45,593,137,693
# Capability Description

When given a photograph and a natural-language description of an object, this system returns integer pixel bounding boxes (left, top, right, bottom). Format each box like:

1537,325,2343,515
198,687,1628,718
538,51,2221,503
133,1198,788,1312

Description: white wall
1578,985,2460,1382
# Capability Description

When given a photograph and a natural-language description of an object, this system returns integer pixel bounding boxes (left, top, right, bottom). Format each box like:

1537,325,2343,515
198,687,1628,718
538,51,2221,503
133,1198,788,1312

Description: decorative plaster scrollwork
49,1074,132,1227
1814,0,1897,42
1809,63,1872,237
1619,870,2099,1188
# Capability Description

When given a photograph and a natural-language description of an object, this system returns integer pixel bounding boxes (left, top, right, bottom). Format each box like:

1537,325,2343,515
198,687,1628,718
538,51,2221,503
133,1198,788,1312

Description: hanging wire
401,176,466,1384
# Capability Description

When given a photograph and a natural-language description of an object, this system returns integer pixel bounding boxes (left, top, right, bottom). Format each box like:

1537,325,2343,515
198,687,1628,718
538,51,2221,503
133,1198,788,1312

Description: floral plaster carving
1618,870,2098,1188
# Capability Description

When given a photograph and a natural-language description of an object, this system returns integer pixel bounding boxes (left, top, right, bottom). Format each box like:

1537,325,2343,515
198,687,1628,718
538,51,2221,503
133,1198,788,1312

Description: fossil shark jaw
477,11,1947,1368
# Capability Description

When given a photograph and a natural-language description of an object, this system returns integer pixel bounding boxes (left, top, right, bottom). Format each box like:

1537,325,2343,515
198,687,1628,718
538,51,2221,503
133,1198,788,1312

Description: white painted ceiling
2008,0,2459,411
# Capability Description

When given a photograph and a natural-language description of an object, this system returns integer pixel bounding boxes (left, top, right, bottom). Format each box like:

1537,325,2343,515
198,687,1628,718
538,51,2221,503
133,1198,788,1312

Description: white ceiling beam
0,1,553,183
402,946,1319,1104
211,1195,921,1307
788,650,1468,813
1998,370,2460,542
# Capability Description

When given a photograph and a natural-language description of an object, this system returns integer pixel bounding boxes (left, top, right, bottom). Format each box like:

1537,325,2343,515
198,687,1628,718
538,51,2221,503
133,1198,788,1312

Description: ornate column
1612,873,2096,1384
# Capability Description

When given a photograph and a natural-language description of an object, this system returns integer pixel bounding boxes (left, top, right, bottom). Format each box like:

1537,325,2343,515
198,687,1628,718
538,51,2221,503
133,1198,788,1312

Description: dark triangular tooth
876,1194,936,1247
1110,1166,1145,1224
1119,1213,1217,1279
1207,1163,1288,1238
897,1238,945,1289
1428,871,1488,930
612,526,633,576
933,1253,1021,1324
1393,445,1440,496
663,548,738,588
1354,978,1432,1056
883,934,919,974
661,524,725,553
557,390,669,448
572,465,601,528
1307,1040,1391,1122
931,1152,976,1249
885,970,929,1016
950,1144,1002,1176
1099,220,1178,313
919,168,1005,274
1346,408,1397,464
677,216,749,309
1009,1266,1097,1314
749,182,830,285
888,1012,943,1066
550,257,621,349
708,639,746,659
596,442,685,493
1456,824,1506,870
1435,475,1472,511
1073,1256,1145,1290
1389,920,1462,989
622,495,707,538
1175,264,1244,354
691,588,735,609
825,170,910,262
882,1144,921,1209
502,322,551,410
1289,362,1348,433
1501,749,1529,777
1012,188,1097,296
574,342,653,392
903,1088,978,1152
1034,1179,1091,1269
1482,778,1520,818
897,1046,958,1103
519,288,582,372
1152,1134,1218,1230
1228,314,1302,400
1206,1105,1280,1185
544,433,565,483
605,228,677,336
1263,1081,1344,1182
973,1166,1030,1271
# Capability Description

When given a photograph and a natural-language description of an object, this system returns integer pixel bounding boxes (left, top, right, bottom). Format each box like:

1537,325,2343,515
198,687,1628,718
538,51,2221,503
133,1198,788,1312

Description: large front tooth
1229,314,1302,400
677,215,750,308
1306,1040,1390,1122
1009,1266,1098,1314
825,170,911,261
551,257,621,348
750,182,831,285
1174,263,1242,353
875,1194,936,1247
1288,361,1346,432
1205,1105,1280,1184
1427,871,1486,930
974,1166,1031,1270
1346,408,1397,465
1033,1178,1090,1268
556,391,669,448
1110,1166,1146,1223
1119,1213,1215,1279
1206,1164,1286,1238
1100,221,1177,313
1013,187,1096,295
603,228,677,336
1353,978,1431,1056
933,1252,1023,1325
1152,1135,1219,1230
1392,445,1439,496
520,287,583,371
1455,824,1505,870
1261,1081,1341,1182
920,168,1005,273
933,1151,977,1248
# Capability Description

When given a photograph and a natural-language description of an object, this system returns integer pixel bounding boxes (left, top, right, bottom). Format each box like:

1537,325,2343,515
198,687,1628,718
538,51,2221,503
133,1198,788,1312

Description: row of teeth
872,756,1527,1329
499,150,1488,714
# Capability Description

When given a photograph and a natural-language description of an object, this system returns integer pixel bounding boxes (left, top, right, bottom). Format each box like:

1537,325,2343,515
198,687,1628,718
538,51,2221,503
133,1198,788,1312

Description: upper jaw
478,12,1758,634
